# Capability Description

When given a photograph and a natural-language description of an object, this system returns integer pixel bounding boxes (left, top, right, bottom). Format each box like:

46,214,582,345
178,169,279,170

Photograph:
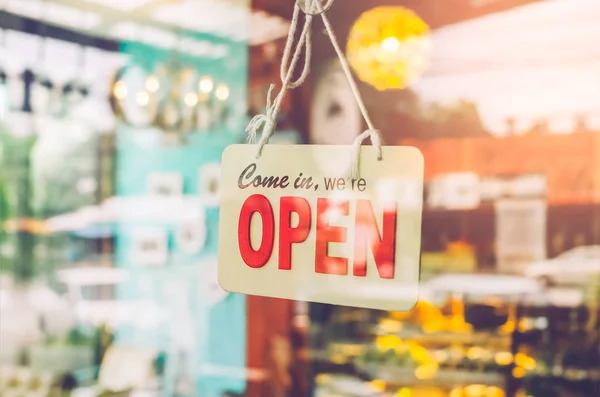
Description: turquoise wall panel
115,31,248,397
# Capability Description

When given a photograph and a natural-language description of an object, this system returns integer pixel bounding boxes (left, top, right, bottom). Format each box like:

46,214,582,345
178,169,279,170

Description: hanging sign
218,144,424,311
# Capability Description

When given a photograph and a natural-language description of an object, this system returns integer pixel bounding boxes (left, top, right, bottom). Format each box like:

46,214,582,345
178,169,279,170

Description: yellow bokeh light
185,93,199,107
382,36,400,52
347,6,432,90
397,387,412,397
375,335,401,351
379,318,403,333
199,77,214,93
215,84,230,101
515,352,536,370
408,342,432,363
450,388,464,397
113,81,128,99
485,386,505,397
145,76,160,92
494,351,513,366
135,91,149,106
369,380,386,391
467,347,485,360
512,367,526,379
464,384,487,397
315,374,331,385
330,353,347,364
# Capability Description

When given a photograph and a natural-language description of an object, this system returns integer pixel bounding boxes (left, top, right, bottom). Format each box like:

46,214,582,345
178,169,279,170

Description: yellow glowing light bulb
382,36,400,52
113,81,128,99
145,76,160,92
464,384,487,397
347,6,432,90
512,367,526,379
485,386,505,397
199,77,214,93
515,353,536,370
136,91,149,106
494,351,513,366
185,93,199,107
467,347,485,360
215,84,230,101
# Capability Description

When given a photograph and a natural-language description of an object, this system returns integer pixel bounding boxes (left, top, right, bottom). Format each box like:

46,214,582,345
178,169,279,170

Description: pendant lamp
347,6,432,91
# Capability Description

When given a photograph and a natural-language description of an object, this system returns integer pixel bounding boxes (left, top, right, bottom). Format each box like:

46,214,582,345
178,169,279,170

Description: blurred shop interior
0,0,599,397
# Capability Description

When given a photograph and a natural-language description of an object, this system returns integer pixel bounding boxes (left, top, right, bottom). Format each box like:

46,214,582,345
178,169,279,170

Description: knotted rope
247,0,382,179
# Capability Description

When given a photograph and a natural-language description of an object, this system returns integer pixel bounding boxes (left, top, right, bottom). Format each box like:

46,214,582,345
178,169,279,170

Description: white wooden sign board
218,144,424,311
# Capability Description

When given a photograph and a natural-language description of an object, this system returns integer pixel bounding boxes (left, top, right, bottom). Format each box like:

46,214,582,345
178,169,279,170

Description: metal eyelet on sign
296,0,334,15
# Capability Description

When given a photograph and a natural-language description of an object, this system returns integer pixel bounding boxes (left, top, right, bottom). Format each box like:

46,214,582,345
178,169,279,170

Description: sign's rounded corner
403,145,425,167
221,144,237,160
216,269,234,294
402,297,420,313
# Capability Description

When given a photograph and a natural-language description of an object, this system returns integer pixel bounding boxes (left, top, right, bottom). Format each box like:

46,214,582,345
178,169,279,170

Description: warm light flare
113,81,128,99
185,93,199,107
382,36,400,52
199,77,214,93
136,91,150,106
215,84,230,101
347,6,431,90
146,76,160,92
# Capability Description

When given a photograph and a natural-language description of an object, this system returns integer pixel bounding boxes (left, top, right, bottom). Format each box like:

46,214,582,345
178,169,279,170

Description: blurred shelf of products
1,1,599,397
307,1,599,397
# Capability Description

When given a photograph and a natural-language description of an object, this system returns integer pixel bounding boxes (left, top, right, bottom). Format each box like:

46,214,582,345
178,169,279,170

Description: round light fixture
347,6,432,90
382,37,400,52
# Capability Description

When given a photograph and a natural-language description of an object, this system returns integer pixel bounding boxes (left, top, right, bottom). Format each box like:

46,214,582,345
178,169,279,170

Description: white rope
319,10,382,180
280,5,312,89
246,0,382,179
246,3,313,157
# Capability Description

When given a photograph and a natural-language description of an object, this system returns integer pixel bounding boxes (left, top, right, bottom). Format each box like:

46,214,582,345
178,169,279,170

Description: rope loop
296,0,334,15
348,129,383,181
246,0,383,178
248,2,314,158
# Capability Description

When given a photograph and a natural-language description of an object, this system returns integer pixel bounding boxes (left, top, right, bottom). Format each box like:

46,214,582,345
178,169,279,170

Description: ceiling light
347,6,432,90
185,93,198,107
199,77,214,93
215,85,230,101
113,81,128,99
136,91,150,106
382,37,400,52
146,76,160,92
